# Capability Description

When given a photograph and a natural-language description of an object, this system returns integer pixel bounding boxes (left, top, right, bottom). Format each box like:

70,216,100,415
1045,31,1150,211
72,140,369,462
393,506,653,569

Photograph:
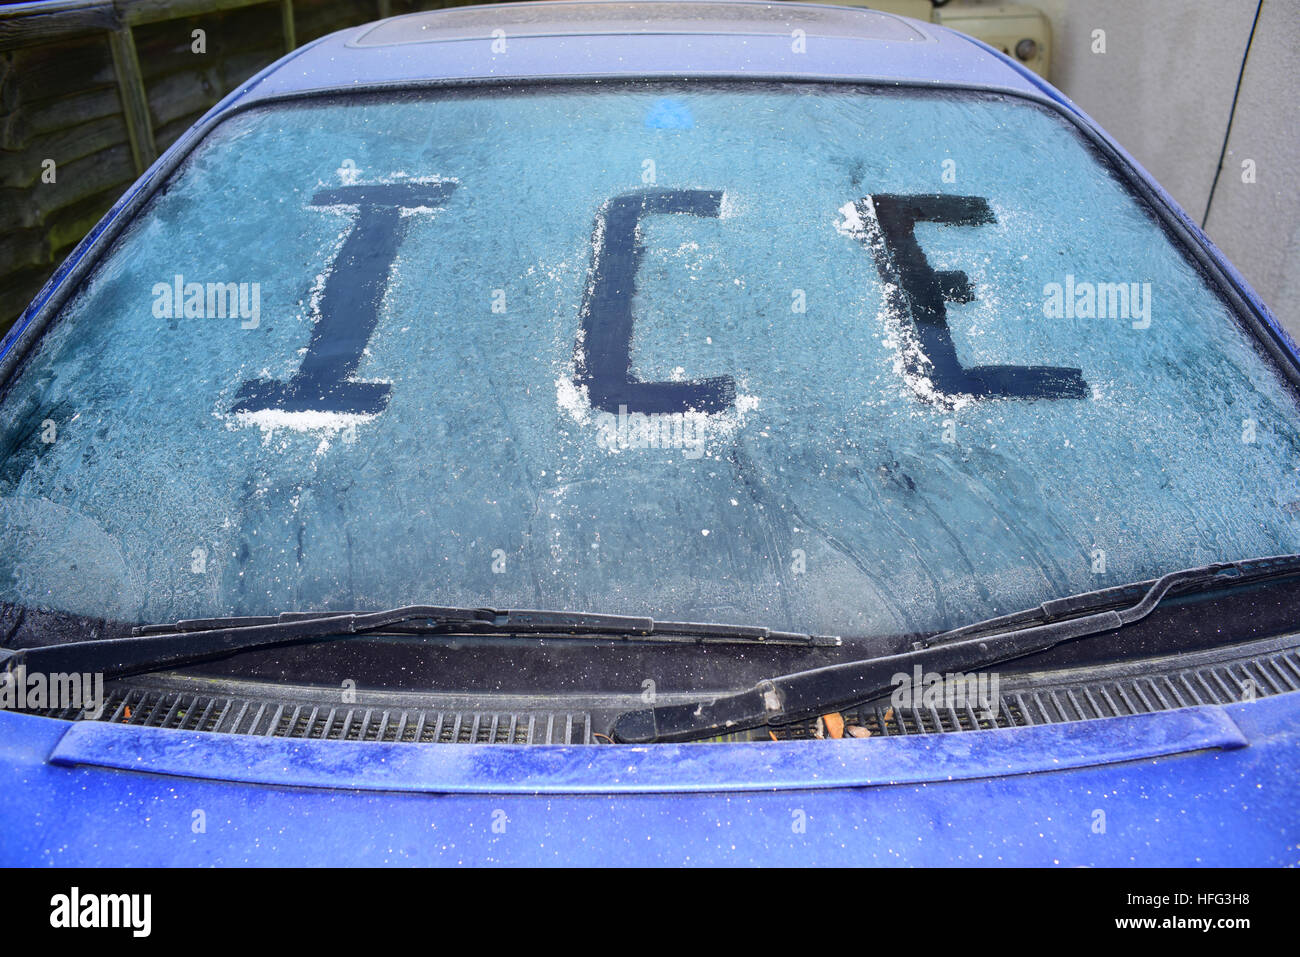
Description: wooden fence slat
0,2,121,52
280,0,295,52
0,0,297,50
0,0,466,336
107,25,157,174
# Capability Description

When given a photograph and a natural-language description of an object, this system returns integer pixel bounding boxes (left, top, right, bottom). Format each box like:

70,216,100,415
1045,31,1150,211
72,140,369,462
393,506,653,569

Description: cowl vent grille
770,645,1300,740
23,641,1300,744
38,689,591,745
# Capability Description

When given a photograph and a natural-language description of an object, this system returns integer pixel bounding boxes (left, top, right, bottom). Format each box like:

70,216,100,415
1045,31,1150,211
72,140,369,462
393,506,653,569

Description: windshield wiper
611,553,1300,743
0,606,840,681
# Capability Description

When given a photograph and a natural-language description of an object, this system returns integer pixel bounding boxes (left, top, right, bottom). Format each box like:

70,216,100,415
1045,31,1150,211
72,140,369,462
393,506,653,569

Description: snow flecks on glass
0,88,1296,635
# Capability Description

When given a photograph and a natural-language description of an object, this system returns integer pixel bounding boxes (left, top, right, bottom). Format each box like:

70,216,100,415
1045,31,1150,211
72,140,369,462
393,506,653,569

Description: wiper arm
920,552,1300,647
611,553,1300,743
0,606,839,681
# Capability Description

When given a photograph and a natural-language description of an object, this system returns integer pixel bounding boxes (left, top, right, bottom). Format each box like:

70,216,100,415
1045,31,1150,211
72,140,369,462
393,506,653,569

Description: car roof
235,0,1050,105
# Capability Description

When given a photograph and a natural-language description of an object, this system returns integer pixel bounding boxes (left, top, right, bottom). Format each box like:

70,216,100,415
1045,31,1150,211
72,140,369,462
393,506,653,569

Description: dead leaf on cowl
823,712,845,739
845,725,872,738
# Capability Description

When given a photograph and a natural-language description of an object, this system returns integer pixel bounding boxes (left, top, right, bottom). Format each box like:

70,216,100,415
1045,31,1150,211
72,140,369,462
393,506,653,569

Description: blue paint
1,696,1295,866
45,704,1246,792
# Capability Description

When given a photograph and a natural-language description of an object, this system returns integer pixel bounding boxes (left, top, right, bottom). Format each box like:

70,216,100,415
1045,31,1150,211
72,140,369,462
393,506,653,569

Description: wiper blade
0,606,839,681
921,552,1300,647
611,553,1300,743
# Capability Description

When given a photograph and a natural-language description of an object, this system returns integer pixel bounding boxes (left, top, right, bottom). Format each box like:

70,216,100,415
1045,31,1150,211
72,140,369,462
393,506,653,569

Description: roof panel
225,2,1046,105
355,1,928,45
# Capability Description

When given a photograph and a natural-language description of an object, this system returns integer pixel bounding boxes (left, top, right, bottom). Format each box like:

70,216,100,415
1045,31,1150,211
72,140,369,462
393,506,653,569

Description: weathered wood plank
7,34,118,105
0,0,294,50
0,0,466,336
0,2,121,53
145,67,223,126
131,4,282,81
0,114,129,188
281,0,295,52
0,266,56,327
124,0,288,28
1,87,125,150
107,25,157,173
0,143,134,230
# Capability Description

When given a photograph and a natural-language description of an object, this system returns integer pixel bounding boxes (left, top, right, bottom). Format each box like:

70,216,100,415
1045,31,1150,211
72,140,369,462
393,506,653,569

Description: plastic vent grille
37,689,591,745
771,647,1300,739
26,646,1300,743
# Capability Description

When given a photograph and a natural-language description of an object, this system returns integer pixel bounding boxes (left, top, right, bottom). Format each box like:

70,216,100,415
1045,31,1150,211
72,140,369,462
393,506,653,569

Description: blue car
1,0,1298,868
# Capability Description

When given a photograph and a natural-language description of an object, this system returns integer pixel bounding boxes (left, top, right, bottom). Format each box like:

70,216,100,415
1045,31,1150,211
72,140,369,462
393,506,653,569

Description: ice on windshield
1,85,1297,636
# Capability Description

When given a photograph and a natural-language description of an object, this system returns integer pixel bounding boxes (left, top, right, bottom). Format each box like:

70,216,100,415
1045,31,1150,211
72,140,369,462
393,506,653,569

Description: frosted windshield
1,84,1297,638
